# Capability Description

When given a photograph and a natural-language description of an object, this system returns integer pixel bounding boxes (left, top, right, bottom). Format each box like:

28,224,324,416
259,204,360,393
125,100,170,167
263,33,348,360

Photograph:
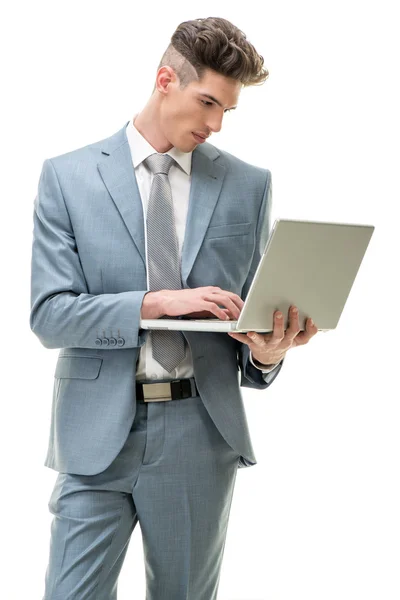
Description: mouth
192,132,207,143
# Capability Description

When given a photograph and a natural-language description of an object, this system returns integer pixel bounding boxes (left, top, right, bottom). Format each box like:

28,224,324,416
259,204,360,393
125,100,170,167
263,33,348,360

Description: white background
1,1,399,599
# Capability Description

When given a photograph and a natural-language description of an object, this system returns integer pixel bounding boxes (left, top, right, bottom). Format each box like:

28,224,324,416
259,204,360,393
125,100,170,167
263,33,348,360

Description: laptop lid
235,218,374,332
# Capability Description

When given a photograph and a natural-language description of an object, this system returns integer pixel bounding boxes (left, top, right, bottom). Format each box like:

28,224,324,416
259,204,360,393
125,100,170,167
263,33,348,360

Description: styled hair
155,17,269,90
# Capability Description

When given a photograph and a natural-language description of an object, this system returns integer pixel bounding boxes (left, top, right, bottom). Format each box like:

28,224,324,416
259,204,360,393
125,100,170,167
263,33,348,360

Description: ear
156,66,176,94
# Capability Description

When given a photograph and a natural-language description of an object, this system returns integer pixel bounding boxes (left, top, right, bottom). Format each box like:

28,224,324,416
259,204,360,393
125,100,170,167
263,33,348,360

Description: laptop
139,219,374,333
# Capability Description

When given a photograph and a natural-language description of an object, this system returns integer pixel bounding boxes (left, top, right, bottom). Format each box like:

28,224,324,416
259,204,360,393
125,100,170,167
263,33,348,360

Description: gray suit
30,121,283,599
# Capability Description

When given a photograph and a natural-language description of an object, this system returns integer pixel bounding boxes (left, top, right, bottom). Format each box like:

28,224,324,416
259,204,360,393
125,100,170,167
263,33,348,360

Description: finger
204,293,241,319
227,292,245,310
293,318,317,346
200,297,230,320
245,331,266,346
221,308,236,319
205,300,243,320
206,302,231,320
306,318,318,338
208,289,245,311
227,331,252,344
284,306,301,342
269,311,285,346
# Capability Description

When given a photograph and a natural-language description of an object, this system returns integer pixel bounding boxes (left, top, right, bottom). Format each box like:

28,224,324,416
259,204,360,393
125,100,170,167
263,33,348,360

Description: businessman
30,16,318,600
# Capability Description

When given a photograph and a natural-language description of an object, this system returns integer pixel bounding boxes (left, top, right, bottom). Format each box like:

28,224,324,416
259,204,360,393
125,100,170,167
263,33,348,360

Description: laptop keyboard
182,318,235,322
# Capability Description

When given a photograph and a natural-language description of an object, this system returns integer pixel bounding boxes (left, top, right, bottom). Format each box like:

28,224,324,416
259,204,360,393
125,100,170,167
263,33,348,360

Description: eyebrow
201,93,237,110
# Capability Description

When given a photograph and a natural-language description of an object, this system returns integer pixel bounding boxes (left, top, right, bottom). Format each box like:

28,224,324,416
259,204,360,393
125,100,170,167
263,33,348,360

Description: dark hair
156,17,269,89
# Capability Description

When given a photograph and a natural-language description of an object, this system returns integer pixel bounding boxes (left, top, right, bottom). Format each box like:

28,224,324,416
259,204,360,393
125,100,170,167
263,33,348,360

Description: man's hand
227,305,318,366
142,287,244,320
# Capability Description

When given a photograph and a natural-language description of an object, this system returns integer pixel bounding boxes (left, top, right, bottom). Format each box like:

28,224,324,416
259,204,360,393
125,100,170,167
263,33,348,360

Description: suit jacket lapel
181,148,226,285
98,128,147,268
97,121,226,282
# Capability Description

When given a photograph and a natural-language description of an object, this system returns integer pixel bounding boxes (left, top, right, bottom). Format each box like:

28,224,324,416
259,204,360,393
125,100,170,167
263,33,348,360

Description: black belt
136,378,199,403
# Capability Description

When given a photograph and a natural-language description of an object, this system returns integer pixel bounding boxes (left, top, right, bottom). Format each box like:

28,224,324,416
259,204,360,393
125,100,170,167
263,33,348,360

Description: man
30,16,317,600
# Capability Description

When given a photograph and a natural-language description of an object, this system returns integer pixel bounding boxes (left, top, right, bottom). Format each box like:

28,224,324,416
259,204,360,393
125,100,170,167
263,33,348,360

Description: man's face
159,68,241,153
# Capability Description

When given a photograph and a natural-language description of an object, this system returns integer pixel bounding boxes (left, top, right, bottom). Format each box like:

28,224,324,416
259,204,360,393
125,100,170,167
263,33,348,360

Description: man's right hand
140,287,244,321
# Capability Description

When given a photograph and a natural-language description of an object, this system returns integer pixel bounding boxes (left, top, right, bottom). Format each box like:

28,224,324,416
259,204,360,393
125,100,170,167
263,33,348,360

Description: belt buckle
142,382,172,402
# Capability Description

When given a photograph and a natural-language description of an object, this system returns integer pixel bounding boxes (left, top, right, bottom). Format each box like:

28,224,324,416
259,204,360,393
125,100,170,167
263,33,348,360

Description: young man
30,16,317,600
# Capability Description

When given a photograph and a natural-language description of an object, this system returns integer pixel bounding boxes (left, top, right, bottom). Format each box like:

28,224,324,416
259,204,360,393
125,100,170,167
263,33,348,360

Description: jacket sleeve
29,159,149,350
237,170,284,389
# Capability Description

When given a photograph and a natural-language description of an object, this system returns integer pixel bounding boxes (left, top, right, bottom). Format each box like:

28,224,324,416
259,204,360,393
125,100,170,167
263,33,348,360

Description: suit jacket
30,120,283,475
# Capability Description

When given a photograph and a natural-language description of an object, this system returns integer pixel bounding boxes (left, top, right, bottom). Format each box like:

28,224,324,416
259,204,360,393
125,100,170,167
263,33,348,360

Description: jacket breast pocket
196,222,254,292
204,221,252,240
54,356,103,379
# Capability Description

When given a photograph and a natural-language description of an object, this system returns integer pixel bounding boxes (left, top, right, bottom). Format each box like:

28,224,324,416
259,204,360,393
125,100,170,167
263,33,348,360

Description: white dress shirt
126,116,279,381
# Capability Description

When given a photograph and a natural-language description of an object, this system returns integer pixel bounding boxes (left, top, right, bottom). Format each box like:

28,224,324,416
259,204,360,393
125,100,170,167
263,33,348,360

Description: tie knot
144,153,175,175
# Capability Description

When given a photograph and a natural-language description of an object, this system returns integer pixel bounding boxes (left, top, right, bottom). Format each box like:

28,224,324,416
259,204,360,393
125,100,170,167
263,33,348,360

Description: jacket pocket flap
205,221,252,239
55,357,103,379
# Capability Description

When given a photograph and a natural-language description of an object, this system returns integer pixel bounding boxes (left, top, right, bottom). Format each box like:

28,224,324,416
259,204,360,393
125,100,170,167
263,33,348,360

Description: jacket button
95,338,102,346
102,338,109,346
109,337,117,347
117,337,125,347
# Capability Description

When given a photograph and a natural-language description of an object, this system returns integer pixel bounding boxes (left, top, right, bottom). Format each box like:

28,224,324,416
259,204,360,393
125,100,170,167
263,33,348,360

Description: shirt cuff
249,350,280,373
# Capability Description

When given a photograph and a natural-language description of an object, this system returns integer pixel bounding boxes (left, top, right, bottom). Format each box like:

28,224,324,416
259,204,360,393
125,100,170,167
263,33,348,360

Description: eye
200,100,233,114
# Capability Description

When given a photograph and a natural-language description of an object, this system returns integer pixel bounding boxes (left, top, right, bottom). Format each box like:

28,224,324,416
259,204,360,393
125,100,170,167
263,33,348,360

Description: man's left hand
227,305,318,366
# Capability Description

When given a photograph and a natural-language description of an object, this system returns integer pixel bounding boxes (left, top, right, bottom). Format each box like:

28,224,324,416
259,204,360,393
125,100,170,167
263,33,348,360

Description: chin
175,140,196,153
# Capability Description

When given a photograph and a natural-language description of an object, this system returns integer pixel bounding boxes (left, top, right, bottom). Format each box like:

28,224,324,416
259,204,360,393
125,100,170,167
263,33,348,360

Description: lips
193,132,207,139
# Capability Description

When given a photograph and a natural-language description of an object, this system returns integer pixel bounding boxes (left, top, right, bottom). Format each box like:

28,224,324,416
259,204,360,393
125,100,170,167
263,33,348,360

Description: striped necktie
144,153,186,372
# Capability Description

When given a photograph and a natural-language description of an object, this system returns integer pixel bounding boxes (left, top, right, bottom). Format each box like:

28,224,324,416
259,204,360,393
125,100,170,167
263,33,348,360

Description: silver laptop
140,219,374,333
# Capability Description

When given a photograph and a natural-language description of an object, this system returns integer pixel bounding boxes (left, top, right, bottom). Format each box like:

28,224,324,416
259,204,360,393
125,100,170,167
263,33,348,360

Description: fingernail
310,319,314,326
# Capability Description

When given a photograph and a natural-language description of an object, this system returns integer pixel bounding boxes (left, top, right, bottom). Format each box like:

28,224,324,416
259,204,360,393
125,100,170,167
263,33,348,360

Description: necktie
144,153,187,373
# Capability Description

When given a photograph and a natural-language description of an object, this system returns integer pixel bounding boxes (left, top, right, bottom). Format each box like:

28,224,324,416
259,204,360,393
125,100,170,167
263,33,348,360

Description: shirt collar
126,114,192,175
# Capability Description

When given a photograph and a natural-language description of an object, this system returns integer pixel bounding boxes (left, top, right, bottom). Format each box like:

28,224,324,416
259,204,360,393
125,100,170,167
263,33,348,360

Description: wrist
253,358,277,368
140,290,166,319
251,353,282,368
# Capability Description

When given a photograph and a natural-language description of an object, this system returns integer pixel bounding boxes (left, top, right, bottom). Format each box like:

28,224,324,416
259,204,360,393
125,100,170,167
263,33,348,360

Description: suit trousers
42,393,241,600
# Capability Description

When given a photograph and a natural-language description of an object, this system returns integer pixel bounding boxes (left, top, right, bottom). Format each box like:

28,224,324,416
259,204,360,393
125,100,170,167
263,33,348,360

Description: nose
207,112,224,134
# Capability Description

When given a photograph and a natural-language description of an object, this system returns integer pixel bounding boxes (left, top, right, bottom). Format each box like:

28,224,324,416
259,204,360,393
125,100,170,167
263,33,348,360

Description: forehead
190,70,241,104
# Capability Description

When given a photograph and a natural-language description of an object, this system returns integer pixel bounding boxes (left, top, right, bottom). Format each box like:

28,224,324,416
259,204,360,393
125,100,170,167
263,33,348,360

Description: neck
133,96,173,153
